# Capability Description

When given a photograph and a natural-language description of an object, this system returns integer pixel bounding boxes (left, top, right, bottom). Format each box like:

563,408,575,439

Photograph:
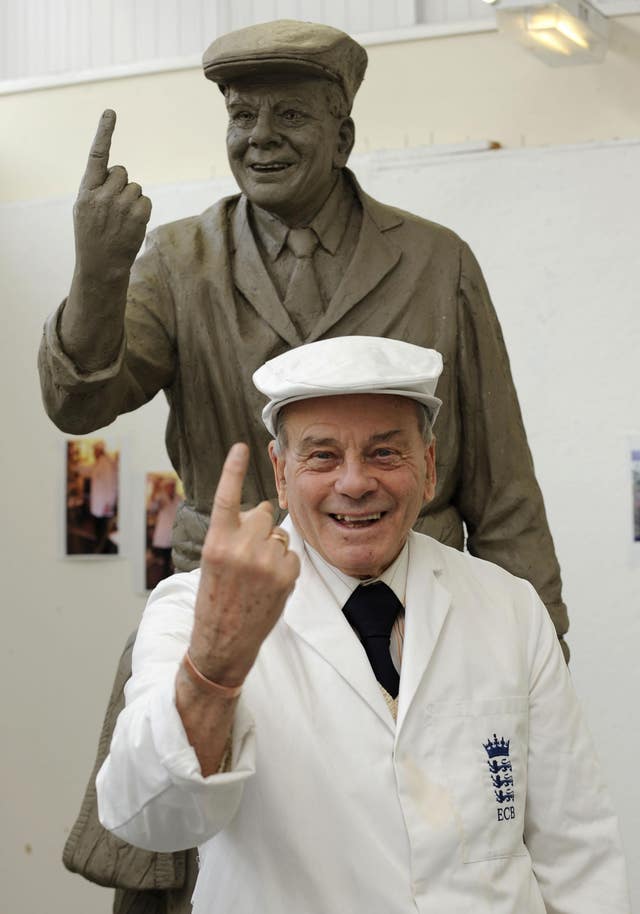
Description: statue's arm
38,239,176,433
38,110,175,433
454,242,569,658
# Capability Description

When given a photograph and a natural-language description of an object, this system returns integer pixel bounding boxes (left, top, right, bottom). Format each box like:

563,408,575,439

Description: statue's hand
189,443,301,688
73,110,152,282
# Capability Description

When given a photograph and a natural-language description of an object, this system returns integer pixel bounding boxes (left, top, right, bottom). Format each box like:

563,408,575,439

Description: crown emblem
483,733,511,759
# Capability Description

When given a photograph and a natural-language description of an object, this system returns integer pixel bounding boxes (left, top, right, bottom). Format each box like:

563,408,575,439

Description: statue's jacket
38,171,568,646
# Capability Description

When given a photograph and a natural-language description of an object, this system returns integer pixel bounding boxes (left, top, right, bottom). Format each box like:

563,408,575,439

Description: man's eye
280,109,304,124
232,111,255,125
369,449,402,465
306,452,340,469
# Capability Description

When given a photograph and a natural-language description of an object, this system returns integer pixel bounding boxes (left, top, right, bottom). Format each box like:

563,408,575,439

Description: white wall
1,20,639,914
2,14,640,204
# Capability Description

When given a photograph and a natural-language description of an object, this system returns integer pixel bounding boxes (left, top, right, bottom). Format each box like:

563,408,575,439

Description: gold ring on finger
269,529,289,551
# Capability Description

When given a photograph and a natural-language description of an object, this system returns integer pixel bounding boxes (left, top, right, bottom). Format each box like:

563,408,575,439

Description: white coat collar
396,532,452,734
281,518,452,736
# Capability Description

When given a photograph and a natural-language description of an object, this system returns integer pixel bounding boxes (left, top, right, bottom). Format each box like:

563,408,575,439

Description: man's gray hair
272,401,433,456
415,404,434,445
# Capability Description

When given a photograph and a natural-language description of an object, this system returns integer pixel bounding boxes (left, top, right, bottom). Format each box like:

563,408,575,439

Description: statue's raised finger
80,109,116,191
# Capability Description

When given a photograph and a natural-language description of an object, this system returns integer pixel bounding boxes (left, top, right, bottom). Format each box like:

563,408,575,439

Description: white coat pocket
425,697,529,864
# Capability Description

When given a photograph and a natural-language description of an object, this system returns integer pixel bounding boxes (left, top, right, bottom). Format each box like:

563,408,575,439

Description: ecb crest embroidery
483,733,516,822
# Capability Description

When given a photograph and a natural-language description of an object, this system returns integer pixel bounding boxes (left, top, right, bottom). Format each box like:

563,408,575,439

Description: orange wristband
182,651,243,698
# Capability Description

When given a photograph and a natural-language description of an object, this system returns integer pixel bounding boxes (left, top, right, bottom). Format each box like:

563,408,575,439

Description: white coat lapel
231,197,303,348
282,520,395,733
396,533,452,735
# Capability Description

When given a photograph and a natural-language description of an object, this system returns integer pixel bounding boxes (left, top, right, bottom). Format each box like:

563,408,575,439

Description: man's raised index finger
80,109,116,190
211,443,249,528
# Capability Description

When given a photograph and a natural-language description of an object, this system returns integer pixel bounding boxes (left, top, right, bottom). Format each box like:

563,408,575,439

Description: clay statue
38,19,569,914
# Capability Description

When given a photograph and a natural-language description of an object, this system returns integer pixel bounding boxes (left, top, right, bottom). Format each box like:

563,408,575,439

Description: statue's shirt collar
249,171,355,261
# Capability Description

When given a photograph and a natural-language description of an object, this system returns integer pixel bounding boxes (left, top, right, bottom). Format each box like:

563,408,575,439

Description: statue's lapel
309,189,403,341
232,197,303,348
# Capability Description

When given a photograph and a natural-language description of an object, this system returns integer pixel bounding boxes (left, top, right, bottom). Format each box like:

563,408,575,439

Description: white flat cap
253,336,443,436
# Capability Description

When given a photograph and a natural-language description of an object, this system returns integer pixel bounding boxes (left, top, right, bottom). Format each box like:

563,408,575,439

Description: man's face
225,77,354,226
269,394,436,579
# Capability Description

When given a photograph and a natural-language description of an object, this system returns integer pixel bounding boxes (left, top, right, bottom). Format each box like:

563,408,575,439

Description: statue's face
225,77,354,226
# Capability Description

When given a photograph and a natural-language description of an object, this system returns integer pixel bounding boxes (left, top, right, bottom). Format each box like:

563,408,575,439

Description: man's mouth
329,512,385,529
249,162,292,173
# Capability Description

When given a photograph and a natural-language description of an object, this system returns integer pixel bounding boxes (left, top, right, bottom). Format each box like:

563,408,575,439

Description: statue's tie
342,582,401,698
284,227,324,339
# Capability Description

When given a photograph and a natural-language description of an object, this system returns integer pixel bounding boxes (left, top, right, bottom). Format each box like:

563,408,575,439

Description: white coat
97,521,629,914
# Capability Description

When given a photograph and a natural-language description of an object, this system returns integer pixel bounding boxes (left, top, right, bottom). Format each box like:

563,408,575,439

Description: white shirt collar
304,540,409,611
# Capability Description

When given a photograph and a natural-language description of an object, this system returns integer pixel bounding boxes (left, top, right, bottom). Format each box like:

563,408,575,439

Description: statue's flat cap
202,20,367,110
253,336,443,436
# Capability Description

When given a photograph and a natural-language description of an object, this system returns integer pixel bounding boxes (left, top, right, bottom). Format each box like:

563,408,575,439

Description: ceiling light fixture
496,0,609,65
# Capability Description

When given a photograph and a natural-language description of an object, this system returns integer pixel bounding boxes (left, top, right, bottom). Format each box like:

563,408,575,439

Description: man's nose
333,457,378,500
249,109,280,147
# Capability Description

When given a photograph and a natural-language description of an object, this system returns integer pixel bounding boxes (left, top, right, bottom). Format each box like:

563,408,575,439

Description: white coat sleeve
95,572,257,852
523,584,630,913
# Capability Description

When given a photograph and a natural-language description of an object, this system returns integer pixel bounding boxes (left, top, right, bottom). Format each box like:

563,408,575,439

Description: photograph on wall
145,472,184,590
65,437,120,556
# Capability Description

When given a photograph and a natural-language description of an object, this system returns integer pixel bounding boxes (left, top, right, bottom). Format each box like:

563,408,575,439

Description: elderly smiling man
97,337,628,914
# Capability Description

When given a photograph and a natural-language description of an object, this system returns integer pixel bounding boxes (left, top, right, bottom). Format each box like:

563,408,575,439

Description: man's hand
189,443,300,687
73,109,152,281
176,444,299,775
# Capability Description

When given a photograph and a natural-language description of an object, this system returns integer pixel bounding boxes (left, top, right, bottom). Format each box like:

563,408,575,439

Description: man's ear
268,441,288,510
423,438,437,504
334,117,355,169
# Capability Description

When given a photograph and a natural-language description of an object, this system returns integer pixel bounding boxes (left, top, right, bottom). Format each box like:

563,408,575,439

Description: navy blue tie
343,581,401,698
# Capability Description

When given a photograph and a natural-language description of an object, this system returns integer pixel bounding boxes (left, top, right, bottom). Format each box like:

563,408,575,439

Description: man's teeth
333,513,382,523
251,163,289,171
